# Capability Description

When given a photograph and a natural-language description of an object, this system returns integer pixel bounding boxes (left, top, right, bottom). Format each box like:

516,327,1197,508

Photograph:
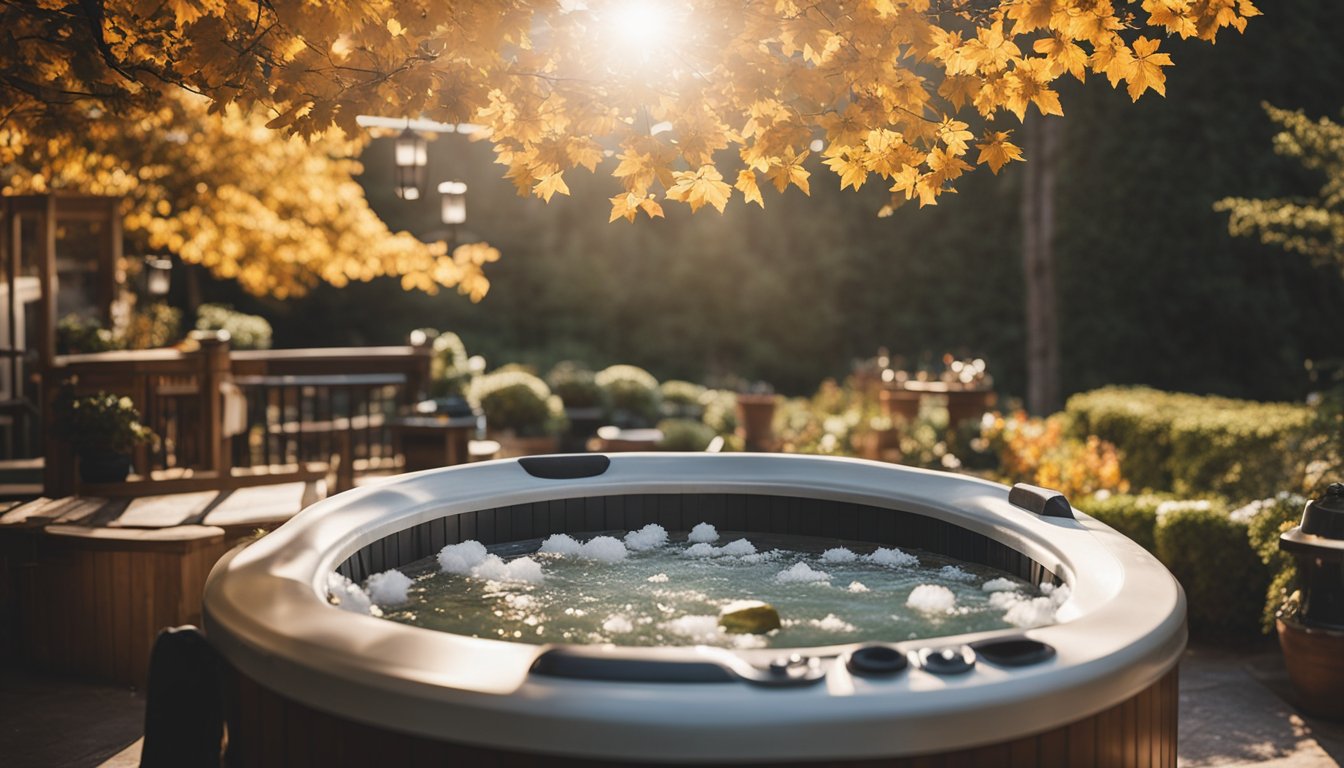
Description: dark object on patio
140,625,223,768
1277,483,1344,720
78,450,133,483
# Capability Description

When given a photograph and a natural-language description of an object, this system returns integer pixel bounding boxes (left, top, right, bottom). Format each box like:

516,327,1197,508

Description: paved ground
1,644,1342,767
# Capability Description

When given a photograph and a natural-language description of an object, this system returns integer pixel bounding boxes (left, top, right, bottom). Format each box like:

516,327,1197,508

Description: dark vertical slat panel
1007,736,1037,768
459,510,477,543
816,498,841,538
604,494,626,530
397,529,415,567
770,495,792,536
494,504,513,543
532,503,551,540
1067,710,1097,768
637,494,661,528
723,494,747,532
585,495,606,531
700,492,726,530
877,505,899,545
475,508,497,544
1136,672,1153,768
565,498,586,532
658,494,681,532
796,497,822,536
1097,698,1126,768
367,541,385,573
282,694,314,768
510,503,532,541
856,503,879,543
836,502,861,541
430,517,447,553
746,494,771,533
1037,723,1069,767
549,499,568,535
622,494,643,531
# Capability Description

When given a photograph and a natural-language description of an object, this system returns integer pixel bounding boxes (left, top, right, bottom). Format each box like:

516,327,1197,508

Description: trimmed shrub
1241,493,1310,631
660,380,707,419
470,369,557,436
196,304,272,350
1066,387,1313,500
595,365,660,427
1074,493,1170,554
57,314,121,354
425,330,471,397
547,362,607,411
1154,500,1268,640
657,419,717,452
700,389,738,435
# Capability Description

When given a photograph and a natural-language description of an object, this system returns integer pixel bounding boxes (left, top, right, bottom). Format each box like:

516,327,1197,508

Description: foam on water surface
380,526,1059,648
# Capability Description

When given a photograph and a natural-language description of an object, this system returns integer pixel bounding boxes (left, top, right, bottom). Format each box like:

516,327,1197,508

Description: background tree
1217,105,1344,277
1,91,497,299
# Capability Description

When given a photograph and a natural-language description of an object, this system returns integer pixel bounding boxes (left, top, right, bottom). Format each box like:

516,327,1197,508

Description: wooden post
192,331,232,477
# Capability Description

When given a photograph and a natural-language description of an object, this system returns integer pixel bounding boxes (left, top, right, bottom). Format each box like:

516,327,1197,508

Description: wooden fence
43,334,432,496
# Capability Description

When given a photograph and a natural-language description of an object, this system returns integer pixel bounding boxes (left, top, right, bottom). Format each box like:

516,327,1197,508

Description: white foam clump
624,523,669,551
938,565,977,582
989,583,1073,628
327,573,379,616
602,615,634,634
776,562,830,584
687,522,719,543
865,547,918,567
847,581,870,593
647,573,669,583
437,540,544,584
981,577,1019,592
540,533,630,562
810,613,857,632
906,584,957,614
365,569,414,606
821,547,858,563
684,538,758,558
719,538,757,556
662,615,721,642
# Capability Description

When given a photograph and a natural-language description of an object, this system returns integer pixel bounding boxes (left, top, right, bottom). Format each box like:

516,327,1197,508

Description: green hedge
1154,501,1267,640
1066,387,1313,500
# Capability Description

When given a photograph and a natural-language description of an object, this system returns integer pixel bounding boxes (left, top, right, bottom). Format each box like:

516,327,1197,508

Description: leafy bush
470,369,561,436
54,391,156,454
660,380,707,419
547,362,607,410
595,364,660,427
196,304,272,350
657,419,717,451
980,411,1129,499
423,330,470,397
1074,492,1172,553
1154,500,1267,640
1241,492,1310,631
1066,387,1314,500
700,389,739,435
56,314,120,354
121,303,182,350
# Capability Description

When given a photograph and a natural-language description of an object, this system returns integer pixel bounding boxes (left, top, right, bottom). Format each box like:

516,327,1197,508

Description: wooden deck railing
43,334,432,496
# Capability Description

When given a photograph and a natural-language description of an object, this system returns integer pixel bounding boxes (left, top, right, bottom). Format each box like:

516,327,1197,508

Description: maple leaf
766,148,811,194
1033,35,1088,81
533,171,570,202
735,170,764,207
667,165,732,213
823,150,869,191
1124,36,1172,100
976,131,1025,173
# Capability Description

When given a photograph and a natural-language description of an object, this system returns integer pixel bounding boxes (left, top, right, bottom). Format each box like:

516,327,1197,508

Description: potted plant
469,368,565,457
547,362,608,452
735,383,778,452
55,391,156,483
595,364,661,428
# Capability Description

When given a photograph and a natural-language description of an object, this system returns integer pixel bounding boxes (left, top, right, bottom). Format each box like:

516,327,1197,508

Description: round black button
918,645,976,675
846,644,909,677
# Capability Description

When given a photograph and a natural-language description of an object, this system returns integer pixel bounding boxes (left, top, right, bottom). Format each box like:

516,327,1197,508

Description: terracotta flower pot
490,431,559,459
1277,615,1344,721
735,394,778,452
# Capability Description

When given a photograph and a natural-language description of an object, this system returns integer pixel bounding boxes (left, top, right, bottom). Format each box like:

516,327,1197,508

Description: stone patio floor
1,643,1341,767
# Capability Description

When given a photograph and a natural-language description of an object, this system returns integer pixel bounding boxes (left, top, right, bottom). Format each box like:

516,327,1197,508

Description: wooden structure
0,194,122,457
45,338,433,496
0,478,323,686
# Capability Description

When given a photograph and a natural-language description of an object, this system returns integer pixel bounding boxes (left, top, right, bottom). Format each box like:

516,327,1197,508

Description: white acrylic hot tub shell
203,453,1186,763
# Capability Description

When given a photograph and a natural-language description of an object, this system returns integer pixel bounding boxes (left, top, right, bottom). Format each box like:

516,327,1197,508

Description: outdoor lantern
394,126,428,200
144,255,172,297
1280,483,1344,629
439,181,468,226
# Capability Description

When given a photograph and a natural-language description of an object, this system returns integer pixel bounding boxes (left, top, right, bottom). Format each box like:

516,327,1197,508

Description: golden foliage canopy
2,0,1259,227
1217,104,1344,277
2,93,497,298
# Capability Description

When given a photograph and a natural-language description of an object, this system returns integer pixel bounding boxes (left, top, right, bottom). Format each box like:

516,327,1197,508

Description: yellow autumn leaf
533,171,570,202
1124,37,1173,100
667,165,732,213
735,169,764,207
976,131,1024,174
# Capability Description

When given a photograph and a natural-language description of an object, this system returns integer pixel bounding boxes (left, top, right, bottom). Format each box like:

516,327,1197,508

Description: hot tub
203,453,1185,766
